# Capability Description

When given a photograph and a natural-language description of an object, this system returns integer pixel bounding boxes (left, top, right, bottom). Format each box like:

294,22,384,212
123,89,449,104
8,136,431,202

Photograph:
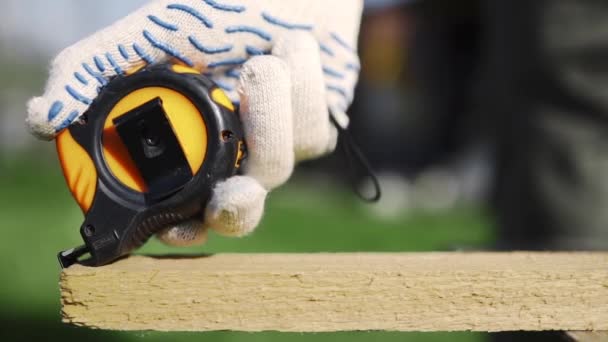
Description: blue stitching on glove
55,110,79,132
319,43,335,57
168,4,213,28
189,36,233,54
246,45,266,56
48,101,64,121
225,26,272,41
208,57,247,68
83,63,108,85
345,63,360,72
66,85,92,105
261,12,313,30
203,0,246,13
225,69,240,79
106,53,124,75
327,85,350,100
132,43,154,64
148,15,179,31
118,44,130,60
331,32,355,52
94,56,106,72
74,72,88,86
322,66,345,79
214,79,234,92
143,30,193,67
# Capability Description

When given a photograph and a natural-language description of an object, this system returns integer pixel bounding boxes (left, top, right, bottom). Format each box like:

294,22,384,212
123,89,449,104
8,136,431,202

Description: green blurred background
1,0,496,341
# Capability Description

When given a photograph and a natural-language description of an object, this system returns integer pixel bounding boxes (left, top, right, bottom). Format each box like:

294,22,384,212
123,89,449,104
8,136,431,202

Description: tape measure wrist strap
330,113,382,203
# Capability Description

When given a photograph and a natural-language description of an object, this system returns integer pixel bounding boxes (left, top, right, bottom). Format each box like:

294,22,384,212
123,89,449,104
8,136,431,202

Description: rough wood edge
61,252,608,332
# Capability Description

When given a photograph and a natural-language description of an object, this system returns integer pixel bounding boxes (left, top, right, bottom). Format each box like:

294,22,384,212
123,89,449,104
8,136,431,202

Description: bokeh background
1,0,605,341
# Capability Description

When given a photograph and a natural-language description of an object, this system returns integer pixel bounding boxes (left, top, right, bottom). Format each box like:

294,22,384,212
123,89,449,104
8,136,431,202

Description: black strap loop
330,113,382,203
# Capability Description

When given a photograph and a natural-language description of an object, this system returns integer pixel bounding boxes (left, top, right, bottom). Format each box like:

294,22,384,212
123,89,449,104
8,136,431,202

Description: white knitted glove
28,0,363,245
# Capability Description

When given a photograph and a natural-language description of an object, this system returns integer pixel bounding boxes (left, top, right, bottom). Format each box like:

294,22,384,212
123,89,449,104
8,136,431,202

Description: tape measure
57,64,246,268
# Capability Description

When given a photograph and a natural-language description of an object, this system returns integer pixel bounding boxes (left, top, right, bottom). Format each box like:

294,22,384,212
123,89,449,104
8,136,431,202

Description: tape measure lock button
113,97,193,200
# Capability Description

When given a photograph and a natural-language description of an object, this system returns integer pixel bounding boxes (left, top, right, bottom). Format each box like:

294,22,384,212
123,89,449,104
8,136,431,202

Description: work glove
27,0,363,246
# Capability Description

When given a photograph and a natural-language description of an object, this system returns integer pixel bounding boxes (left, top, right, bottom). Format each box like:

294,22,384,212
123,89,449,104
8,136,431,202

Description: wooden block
60,252,608,332
567,331,608,342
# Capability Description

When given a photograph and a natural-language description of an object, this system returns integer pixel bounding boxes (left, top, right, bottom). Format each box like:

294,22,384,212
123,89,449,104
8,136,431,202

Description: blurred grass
0,155,494,342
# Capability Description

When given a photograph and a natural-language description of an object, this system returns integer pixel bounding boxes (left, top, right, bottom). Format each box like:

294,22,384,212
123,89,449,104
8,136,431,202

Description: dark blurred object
364,0,417,12
352,0,484,176
492,332,571,342
350,3,419,175
407,0,484,172
384,0,608,250
481,0,608,251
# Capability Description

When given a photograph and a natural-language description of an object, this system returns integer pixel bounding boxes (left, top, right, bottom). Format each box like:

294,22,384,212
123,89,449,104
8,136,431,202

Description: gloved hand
28,0,363,246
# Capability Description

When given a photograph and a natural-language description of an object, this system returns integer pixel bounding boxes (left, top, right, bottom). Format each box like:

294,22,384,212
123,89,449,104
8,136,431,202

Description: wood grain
60,252,608,332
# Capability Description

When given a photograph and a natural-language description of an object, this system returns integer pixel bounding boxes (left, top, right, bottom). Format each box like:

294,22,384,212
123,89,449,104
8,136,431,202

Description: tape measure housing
57,64,245,267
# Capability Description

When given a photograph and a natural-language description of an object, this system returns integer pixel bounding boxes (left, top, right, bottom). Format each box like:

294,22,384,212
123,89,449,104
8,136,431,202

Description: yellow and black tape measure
57,64,246,268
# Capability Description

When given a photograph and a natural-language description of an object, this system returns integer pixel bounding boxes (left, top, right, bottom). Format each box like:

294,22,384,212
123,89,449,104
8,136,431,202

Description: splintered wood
60,252,608,332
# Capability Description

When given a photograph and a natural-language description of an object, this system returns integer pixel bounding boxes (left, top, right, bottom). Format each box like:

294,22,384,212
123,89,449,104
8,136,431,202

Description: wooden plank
567,331,608,342
60,252,608,332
